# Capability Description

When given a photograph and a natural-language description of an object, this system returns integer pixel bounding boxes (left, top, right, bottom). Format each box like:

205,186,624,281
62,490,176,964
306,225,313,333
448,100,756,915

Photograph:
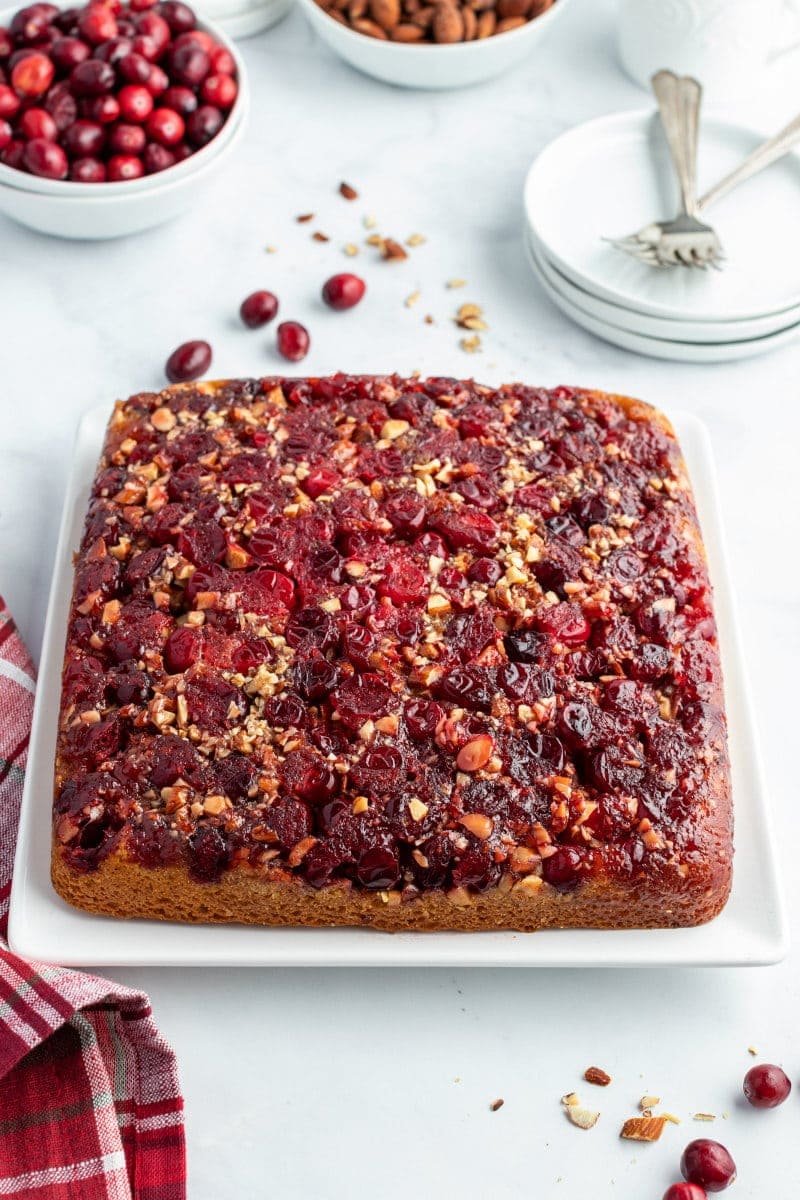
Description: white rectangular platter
8,404,788,967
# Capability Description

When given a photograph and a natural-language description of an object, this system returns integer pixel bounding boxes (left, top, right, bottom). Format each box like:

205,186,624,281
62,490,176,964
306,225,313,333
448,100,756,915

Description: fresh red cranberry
276,321,310,363
185,101,221,145
240,289,278,328
50,36,91,71
0,27,11,58
107,150,141,178
117,49,150,82
142,139,173,171
71,58,115,95
160,82,195,113
130,0,158,10
1,137,25,166
116,82,152,120
144,60,167,93
0,118,10,151
0,84,20,119
82,92,119,121
94,35,134,64
78,5,119,44
10,4,58,45
11,51,54,96
70,154,105,179
62,118,104,156
663,1187,707,1200
743,1063,791,1108
172,26,212,52
130,31,156,58
200,70,235,108
107,120,143,153
681,1141,736,1192
158,1,197,33
135,10,170,51
19,106,57,141
23,136,67,177
322,272,366,311
209,44,234,73
165,338,211,382
145,105,182,144
169,39,207,85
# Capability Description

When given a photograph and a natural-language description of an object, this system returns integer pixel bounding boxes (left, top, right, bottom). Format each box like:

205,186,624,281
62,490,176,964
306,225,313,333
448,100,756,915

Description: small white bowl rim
297,0,569,55
0,102,245,209
0,5,248,197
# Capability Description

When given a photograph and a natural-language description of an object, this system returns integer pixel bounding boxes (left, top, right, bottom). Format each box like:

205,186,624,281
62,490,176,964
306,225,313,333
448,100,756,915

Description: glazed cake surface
52,376,732,930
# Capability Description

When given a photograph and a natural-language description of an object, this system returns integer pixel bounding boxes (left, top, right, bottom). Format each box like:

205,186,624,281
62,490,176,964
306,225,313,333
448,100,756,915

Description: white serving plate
524,111,800,323
525,231,800,363
525,220,800,344
8,405,787,967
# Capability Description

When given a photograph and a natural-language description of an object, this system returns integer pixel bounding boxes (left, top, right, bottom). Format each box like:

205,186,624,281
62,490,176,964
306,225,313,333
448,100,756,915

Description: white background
2,0,799,1194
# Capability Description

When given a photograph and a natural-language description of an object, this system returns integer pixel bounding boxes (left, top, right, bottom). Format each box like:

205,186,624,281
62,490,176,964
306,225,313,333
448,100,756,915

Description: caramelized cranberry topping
57,376,728,905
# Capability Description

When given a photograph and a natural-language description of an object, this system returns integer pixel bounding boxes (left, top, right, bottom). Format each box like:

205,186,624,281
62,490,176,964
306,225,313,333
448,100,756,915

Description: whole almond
329,6,348,18
529,0,553,13
392,21,425,38
412,5,435,27
348,0,367,18
351,15,389,35
476,9,496,36
496,14,526,32
498,0,530,16
432,1,464,42
370,0,400,30
462,6,477,38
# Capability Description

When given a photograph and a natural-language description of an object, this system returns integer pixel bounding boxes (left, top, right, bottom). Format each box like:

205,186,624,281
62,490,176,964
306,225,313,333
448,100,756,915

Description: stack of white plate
523,111,800,362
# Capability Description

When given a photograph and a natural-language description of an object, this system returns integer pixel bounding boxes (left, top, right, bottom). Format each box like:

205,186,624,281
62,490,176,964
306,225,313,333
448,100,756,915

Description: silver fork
609,70,725,269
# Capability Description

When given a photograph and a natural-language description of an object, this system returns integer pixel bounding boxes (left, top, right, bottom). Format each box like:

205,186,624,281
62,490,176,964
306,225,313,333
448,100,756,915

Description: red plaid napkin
0,597,186,1199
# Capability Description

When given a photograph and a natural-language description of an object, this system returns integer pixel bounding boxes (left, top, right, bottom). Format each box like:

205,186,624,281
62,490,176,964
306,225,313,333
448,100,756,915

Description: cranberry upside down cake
52,376,732,930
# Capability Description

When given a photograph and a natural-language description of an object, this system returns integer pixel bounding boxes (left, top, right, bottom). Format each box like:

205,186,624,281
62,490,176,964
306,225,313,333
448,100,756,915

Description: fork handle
651,70,703,217
698,112,800,210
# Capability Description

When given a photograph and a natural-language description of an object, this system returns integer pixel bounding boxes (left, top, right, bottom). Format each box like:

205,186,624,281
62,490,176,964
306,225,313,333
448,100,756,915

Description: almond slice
566,1106,600,1131
620,1116,667,1142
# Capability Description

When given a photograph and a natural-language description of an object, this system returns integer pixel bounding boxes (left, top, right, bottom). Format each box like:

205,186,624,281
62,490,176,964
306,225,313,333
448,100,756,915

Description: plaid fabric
0,597,186,1199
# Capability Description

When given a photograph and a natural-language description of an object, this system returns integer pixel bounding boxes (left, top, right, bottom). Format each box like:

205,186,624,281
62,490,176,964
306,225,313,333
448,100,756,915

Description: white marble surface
2,0,799,1194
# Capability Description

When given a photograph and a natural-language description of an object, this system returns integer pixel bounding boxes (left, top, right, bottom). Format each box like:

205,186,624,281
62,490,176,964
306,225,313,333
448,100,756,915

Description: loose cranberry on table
0,0,236,182
743,1062,791,1108
165,339,212,383
680,1140,737,1193
240,289,279,328
276,321,310,362
663,1186,707,1200
321,272,366,311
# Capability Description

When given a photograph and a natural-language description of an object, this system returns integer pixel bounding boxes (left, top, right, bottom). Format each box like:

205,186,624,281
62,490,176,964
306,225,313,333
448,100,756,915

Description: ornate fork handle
699,113,800,210
651,69,703,217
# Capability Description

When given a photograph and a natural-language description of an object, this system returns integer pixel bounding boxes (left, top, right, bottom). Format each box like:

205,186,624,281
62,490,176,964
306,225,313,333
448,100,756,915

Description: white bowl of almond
296,0,570,88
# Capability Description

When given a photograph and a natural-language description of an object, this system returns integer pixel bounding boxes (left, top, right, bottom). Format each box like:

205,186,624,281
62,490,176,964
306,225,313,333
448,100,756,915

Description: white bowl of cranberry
0,0,247,237
296,0,571,89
